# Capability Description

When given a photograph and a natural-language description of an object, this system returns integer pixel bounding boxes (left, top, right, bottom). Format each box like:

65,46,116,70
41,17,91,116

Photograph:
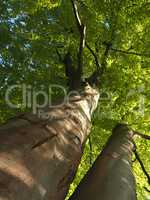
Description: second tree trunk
69,123,137,200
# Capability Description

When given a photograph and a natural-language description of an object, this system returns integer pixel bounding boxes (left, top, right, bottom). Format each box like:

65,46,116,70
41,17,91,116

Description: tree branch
101,42,112,73
77,25,86,76
144,186,150,193
55,48,63,63
134,131,150,140
71,0,82,29
85,42,105,85
111,48,150,57
89,136,93,165
132,157,137,163
133,146,150,185
85,41,112,86
86,41,112,85
85,42,101,72
71,0,86,78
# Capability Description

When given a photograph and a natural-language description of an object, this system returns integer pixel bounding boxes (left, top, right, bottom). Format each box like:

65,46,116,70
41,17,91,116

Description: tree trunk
0,85,99,200
69,123,137,200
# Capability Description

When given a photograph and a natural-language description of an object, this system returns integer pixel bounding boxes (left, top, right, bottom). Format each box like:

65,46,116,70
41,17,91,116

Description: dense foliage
0,0,149,199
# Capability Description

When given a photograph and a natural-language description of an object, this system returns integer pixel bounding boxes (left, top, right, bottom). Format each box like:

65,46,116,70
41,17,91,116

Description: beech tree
0,85,99,200
69,123,137,200
0,1,101,199
69,124,150,200
0,0,149,199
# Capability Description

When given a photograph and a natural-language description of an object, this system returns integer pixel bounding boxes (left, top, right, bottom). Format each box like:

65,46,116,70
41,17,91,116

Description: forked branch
85,42,112,86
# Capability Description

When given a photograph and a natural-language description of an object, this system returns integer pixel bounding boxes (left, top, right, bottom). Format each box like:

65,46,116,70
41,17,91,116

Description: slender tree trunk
69,123,137,200
0,85,99,200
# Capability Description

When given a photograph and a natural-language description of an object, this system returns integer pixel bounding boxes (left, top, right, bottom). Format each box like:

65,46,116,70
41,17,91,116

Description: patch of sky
47,15,57,24
5,13,27,27
0,54,4,65
102,20,110,29
28,59,36,71
47,10,58,24
8,18,16,25
24,43,31,49
105,21,110,29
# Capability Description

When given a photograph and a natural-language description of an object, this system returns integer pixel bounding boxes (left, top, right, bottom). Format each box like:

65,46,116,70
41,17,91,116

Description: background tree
69,124,137,200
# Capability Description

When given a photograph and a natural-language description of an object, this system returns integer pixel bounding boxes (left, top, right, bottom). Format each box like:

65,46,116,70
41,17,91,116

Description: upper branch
77,25,86,76
111,48,150,57
85,42,101,72
101,42,112,73
134,131,150,140
134,149,150,185
84,42,102,86
71,0,82,29
71,0,86,78
144,186,150,193
55,48,63,63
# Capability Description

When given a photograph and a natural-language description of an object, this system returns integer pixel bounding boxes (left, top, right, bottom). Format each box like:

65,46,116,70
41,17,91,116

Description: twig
99,0,123,71
85,41,112,85
85,42,101,72
144,186,150,193
101,42,112,73
111,48,150,57
132,157,137,163
56,48,63,62
86,41,112,85
134,131,150,140
134,146,150,185
89,136,93,165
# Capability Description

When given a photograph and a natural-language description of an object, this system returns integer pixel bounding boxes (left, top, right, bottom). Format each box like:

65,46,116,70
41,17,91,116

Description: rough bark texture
0,85,99,200
69,123,137,200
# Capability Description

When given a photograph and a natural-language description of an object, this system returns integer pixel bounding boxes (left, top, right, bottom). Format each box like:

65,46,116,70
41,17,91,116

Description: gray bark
69,124,137,200
0,85,99,200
